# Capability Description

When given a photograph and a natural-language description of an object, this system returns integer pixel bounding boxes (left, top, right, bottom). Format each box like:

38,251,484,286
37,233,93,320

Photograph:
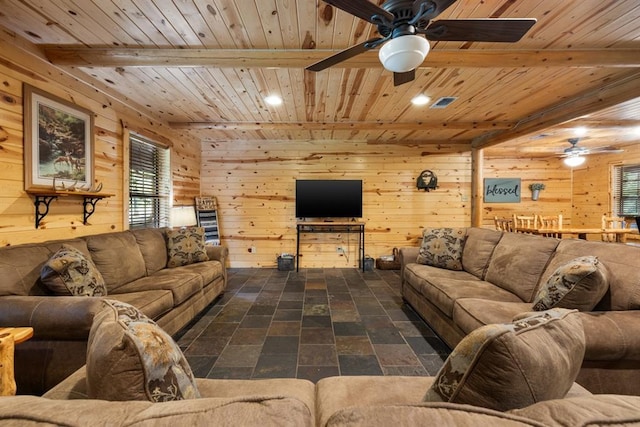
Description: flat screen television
295,179,363,219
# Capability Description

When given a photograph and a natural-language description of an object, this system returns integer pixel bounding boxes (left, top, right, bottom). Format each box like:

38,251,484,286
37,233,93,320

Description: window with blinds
129,134,170,229
613,164,640,224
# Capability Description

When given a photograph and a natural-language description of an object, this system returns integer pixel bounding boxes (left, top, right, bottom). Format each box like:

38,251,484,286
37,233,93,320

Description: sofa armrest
399,247,420,287
206,244,229,264
0,296,104,340
579,311,640,361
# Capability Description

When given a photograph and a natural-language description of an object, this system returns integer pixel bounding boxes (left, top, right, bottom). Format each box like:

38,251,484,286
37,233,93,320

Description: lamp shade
563,155,586,167
378,35,430,73
171,205,197,227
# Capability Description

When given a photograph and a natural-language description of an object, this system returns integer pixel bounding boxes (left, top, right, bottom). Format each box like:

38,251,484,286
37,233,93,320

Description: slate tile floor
176,268,450,383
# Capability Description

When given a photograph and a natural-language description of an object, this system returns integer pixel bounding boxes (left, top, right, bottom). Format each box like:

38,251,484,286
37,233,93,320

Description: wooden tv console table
296,221,366,272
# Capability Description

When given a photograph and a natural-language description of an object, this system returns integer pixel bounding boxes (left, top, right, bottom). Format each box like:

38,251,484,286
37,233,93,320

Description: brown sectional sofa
1,368,639,426
399,227,640,395
0,228,228,395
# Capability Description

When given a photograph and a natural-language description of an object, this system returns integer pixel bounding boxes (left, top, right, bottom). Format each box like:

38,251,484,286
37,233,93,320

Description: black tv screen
295,179,363,219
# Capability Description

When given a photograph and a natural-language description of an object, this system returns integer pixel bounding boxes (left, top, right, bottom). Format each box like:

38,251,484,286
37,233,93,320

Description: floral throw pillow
416,228,466,271
166,226,209,268
532,256,609,312
87,300,200,402
40,245,107,296
423,308,585,411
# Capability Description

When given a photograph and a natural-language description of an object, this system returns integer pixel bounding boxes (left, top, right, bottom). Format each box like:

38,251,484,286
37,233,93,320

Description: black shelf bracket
34,195,58,229
83,196,102,224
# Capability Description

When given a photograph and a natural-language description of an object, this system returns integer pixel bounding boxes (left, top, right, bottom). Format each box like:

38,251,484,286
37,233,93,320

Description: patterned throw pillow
87,300,200,402
532,256,609,312
166,226,209,268
40,245,107,296
423,308,585,411
416,228,466,271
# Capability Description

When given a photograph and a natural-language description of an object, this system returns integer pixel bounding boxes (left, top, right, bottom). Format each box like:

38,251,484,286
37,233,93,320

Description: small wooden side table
0,327,34,396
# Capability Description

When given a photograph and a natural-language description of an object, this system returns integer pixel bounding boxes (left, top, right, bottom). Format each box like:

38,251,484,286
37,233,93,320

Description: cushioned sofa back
131,228,168,276
0,244,53,296
85,231,147,292
0,238,98,296
540,239,640,311
484,233,560,302
462,228,503,279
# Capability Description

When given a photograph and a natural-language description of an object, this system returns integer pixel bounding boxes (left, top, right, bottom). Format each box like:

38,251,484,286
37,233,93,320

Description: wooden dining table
516,227,638,243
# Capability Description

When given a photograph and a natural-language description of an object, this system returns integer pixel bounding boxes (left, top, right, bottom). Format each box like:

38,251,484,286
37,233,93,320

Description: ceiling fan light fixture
564,155,586,167
378,35,430,73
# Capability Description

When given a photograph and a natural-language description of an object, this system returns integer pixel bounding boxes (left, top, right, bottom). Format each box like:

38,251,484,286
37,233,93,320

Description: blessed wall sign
484,178,521,203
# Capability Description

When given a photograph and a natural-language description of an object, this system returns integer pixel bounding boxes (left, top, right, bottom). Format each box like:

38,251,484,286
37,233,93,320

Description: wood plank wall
0,32,201,246
481,156,573,227
573,143,640,241
201,140,472,268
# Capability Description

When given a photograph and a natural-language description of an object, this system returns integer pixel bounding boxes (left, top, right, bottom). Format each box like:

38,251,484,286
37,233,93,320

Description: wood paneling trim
44,48,640,68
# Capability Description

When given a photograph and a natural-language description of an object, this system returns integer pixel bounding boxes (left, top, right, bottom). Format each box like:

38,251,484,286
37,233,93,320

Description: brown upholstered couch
400,227,640,395
0,368,639,426
0,228,228,395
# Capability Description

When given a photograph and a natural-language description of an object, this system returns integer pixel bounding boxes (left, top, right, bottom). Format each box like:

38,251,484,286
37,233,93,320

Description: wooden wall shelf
26,189,114,228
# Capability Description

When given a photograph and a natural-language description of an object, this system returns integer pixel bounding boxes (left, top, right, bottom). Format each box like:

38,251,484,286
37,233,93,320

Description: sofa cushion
40,244,107,297
113,271,203,306
87,300,200,402
484,233,560,302
131,228,168,276
0,244,55,296
462,228,503,279
423,308,585,411
86,232,147,292
405,264,521,318
541,239,640,311
166,227,209,268
532,256,609,312
416,228,466,271
453,299,533,335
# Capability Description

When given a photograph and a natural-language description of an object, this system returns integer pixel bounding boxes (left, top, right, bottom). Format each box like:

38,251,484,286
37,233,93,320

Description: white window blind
613,164,640,222
129,134,170,229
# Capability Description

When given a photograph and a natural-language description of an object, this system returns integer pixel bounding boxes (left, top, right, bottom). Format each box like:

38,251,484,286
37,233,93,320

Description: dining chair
512,214,536,233
493,216,514,232
601,213,631,242
535,214,563,238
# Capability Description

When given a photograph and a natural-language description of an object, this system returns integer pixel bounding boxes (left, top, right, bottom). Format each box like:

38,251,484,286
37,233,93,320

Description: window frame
128,133,171,229
613,163,640,227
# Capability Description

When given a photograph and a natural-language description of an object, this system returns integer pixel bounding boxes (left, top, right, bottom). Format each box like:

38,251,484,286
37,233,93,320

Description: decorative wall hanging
23,84,95,191
416,170,438,191
484,178,521,203
529,183,545,201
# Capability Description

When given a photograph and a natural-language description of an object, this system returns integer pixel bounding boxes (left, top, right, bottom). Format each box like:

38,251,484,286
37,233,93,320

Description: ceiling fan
307,0,537,86
560,138,623,167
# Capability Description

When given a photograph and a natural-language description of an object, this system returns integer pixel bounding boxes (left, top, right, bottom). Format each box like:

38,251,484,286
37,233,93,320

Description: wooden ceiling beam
554,119,640,129
44,48,640,69
169,121,512,131
472,71,640,149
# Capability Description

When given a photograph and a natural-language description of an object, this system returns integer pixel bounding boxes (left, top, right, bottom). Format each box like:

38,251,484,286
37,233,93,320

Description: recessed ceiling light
573,126,588,137
264,95,283,106
411,94,431,106
633,126,640,137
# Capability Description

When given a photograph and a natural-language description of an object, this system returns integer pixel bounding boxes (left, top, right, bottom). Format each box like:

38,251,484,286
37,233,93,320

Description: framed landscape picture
23,84,94,191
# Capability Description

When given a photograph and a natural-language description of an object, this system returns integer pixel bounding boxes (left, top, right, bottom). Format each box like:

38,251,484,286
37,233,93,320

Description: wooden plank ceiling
1,0,639,157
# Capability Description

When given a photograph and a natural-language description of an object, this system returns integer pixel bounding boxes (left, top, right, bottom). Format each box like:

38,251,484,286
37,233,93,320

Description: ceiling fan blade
322,0,393,25
424,18,536,42
590,146,625,154
394,69,416,86
306,40,374,72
